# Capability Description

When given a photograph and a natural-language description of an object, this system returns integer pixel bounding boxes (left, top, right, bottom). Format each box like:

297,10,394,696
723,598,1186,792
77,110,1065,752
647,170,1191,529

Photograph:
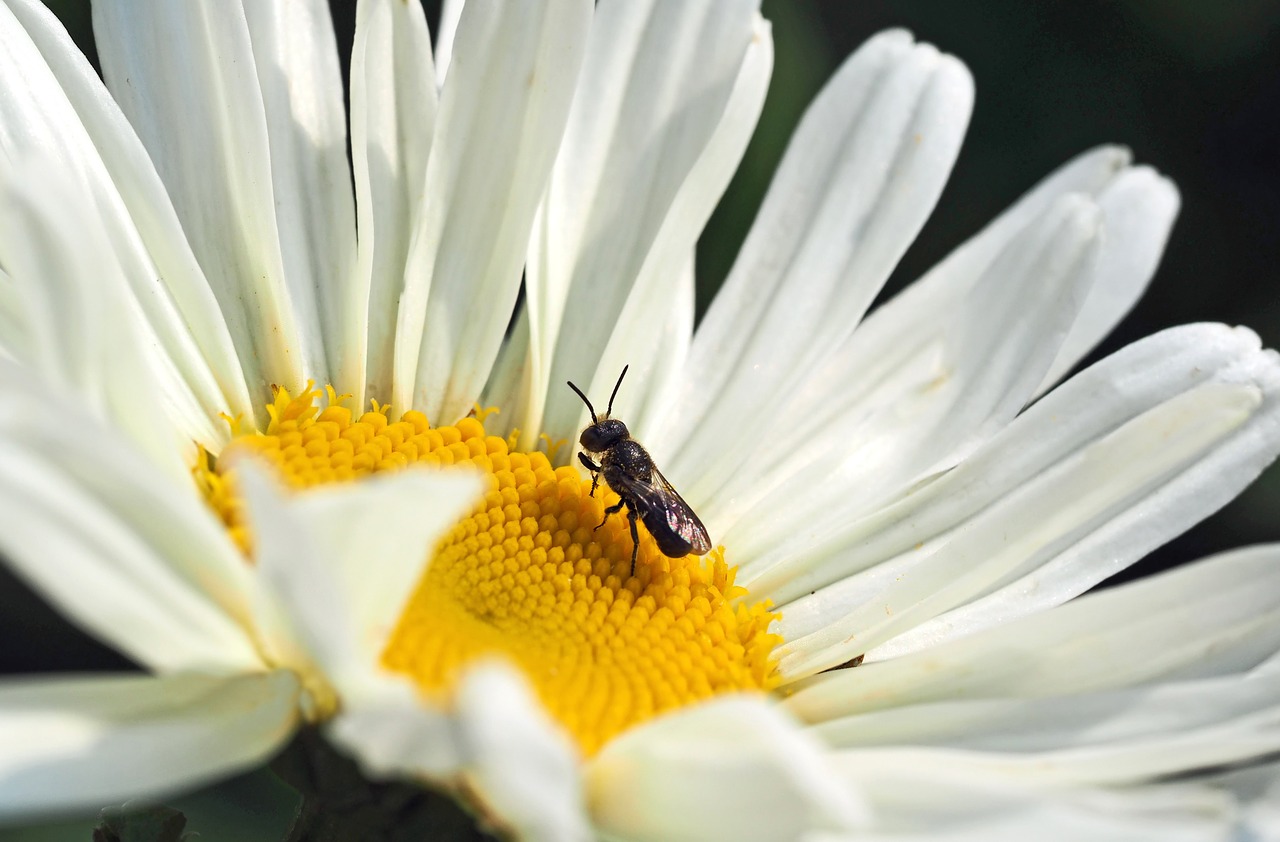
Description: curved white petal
0,152,208,475
1202,760,1280,842
507,0,764,449
457,664,588,842
630,254,697,439
659,30,973,501
0,362,262,674
240,0,357,396
830,761,1238,842
394,0,591,424
0,267,24,361
766,154,1177,547
93,0,312,396
235,460,483,680
712,192,1103,549
862,349,1280,659
779,376,1274,678
435,0,464,87
326,672,463,783
482,311,533,440
812,663,1280,753
351,0,437,404
829,714,1280,793
763,324,1280,675
828,145,1134,395
781,147,1150,490
0,671,299,821
593,17,773,451
0,0,254,433
783,544,1280,723
1036,165,1181,392
331,662,586,842
587,696,868,841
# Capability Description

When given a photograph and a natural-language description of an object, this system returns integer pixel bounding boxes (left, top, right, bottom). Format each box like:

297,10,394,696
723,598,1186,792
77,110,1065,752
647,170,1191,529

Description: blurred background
6,0,1280,838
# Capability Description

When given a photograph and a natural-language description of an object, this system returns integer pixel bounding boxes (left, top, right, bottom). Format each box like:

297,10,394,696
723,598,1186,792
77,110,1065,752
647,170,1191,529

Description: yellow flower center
197,383,781,755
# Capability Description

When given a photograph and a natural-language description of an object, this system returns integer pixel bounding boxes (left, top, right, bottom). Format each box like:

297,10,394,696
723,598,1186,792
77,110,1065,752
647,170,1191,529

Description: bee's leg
578,453,602,496
626,505,640,577
595,499,625,531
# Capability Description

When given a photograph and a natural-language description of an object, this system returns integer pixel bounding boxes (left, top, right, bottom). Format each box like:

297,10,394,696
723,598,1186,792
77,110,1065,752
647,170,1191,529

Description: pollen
198,383,782,755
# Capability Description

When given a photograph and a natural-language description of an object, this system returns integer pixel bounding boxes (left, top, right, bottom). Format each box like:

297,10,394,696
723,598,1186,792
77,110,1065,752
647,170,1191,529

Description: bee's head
579,418,628,452
566,366,632,453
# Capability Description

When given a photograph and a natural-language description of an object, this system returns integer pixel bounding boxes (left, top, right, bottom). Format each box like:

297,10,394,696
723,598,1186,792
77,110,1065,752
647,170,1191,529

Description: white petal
630,255,697,439
1036,166,1180,392
1202,760,1280,841
288,468,484,669
863,340,1280,661
0,671,299,821
0,361,262,674
0,152,211,474
394,0,591,423
240,0,357,395
482,309,533,428
587,696,868,841
326,671,463,782
835,145,1133,380
434,0,464,87
231,463,350,681
0,0,254,431
782,544,1280,723
351,0,437,404
93,0,313,395
786,146,1140,476
456,664,588,842
778,149,1166,495
511,0,765,450
830,759,1237,842
763,323,1280,674
331,662,585,841
828,714,1280,793
595,17,774,449
811,664,1280,753
659,30,973,501
0,267,24,360
235,459,483,678
778,377,1274,677
713,192,1103,552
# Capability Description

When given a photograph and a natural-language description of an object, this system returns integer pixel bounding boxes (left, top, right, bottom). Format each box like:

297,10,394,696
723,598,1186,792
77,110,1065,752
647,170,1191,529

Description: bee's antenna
606,365,629,417
566,379,598,424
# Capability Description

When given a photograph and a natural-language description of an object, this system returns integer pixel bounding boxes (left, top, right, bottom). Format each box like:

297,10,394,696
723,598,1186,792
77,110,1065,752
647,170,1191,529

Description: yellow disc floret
198,382,781,755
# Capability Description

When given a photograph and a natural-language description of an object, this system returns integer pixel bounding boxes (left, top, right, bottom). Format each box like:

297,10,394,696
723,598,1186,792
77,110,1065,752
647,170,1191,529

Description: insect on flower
568,366,713,575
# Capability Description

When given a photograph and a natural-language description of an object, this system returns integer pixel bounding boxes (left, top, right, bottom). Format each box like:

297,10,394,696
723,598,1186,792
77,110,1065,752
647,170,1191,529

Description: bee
568,365,712,576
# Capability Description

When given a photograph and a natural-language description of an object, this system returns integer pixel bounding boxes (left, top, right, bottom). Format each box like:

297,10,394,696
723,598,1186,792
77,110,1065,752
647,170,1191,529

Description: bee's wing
614,467,712,556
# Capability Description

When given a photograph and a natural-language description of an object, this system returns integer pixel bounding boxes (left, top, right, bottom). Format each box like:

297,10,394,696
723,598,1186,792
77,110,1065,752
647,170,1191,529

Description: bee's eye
580,419,628,451
580,426,607,451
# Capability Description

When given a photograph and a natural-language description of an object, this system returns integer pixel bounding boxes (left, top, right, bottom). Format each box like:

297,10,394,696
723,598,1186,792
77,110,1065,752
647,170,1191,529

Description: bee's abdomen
643,509,697,557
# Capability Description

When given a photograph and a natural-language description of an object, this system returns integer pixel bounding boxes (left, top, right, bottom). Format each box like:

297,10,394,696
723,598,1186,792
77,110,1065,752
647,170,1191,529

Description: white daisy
0,1,1278,840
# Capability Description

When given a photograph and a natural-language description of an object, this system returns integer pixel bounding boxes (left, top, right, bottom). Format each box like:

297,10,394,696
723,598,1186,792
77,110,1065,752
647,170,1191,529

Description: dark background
7,1,1280,837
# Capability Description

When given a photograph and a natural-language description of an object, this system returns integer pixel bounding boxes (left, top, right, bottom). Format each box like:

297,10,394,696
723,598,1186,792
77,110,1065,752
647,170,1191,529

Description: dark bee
568,365,712,576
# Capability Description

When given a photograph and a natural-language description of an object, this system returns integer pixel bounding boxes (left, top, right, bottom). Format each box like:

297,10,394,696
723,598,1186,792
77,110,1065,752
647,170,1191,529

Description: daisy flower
1,1,1279,840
